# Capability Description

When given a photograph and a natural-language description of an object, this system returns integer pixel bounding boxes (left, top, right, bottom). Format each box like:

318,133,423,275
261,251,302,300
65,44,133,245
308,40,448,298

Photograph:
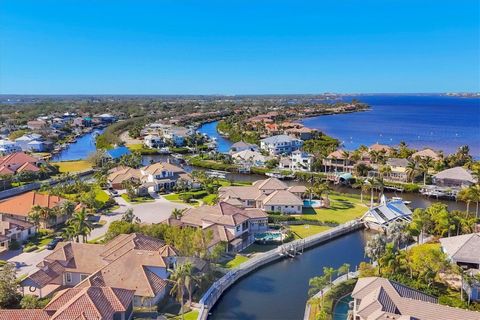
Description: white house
140,162,198,192
15,134,49,152
260,134,303,155
144,134,164,149
361,197,412,230
0,215,37,247
0,140,22,155
229,141,259,154
231,150,272,167
163,127,192,146
290,150,313,172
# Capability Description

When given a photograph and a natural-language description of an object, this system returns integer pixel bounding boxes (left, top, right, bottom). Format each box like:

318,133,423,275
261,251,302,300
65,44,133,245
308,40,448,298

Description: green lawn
202,194,218,205
298,193,367,224
94,187,110,203
220,255,249,269
289,225,331,239
52,160,92,173
126,143,143,151
173,310,198,320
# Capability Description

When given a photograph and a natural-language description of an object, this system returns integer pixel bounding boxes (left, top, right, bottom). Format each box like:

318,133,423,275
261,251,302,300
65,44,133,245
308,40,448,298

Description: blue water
210,230,369,320
197,121,233,153
53,129,104,161
301,95,480,157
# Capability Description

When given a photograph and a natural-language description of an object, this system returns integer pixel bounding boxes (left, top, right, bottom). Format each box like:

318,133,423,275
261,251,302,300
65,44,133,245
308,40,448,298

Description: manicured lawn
94,187,110,203
298,194,367,224
52,160,92,173
289,225,331,239
220,255,249,269
241,243,279,254
126,143,143,151
173,310,198,320
121,194,154,203
202,194,218,205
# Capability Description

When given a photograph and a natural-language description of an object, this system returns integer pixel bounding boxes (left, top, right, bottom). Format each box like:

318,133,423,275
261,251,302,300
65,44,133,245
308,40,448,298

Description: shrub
8,240,20,250
23,245,38,253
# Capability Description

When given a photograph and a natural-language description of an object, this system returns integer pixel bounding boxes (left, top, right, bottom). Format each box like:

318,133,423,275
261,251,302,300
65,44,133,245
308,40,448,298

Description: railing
197,220,363,320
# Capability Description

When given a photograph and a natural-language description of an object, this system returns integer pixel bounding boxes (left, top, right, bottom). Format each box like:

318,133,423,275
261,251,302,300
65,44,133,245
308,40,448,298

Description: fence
197,220,363,320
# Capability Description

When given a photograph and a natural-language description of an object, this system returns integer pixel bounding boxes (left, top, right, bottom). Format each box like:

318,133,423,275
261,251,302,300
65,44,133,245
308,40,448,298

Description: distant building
229,141,259,154
96,113,117,123
385,158,409,182
322,150,356,173
351,277,480,320
143,134,164,149
369,143,393,154
163,127,192,146
231,150,272,167
433,167,476,188
15,133,51,152
260,135,303,155
412,148,442,161
0,139,21,155
27,120,48,131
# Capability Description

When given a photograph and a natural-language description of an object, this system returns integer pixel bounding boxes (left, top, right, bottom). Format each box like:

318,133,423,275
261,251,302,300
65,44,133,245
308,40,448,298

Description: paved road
88,195,190,240
1,195,190,276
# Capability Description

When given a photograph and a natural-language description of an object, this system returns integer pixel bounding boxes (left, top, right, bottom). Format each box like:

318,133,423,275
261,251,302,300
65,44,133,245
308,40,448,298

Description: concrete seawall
197,220,364,320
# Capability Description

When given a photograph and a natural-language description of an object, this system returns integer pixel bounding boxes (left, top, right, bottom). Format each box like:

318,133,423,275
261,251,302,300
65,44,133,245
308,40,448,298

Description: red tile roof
0,192,66,217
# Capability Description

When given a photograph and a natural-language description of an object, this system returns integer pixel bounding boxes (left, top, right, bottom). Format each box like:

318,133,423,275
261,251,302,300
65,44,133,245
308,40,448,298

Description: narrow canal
53,129,104,161
209,230,370,320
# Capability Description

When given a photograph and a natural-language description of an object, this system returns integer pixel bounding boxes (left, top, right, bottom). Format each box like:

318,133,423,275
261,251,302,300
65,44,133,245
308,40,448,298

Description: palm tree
405,160,418,183
65,208,93,243
353,178,368,203
458,188,473,215
308,275,328,299
169,263,190,319
365,178,378,208
379,165,392,179
337,263,351,279
468,185,480,219
172,208,185,219
28,205,43,227
365,234,387,274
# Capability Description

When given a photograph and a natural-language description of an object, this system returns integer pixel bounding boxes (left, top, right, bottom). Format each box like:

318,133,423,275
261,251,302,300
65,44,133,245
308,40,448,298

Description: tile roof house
322,149,356,173
22,233,177,307
107,166,143,190
229,141,259,154
0,215,36,251
218,178,305,214
260,134,303,155
433,167,477,188
369,143,393,153
351,277,480,320
0,191,77,229
0,152,43,175
231,150,273,168
173,202,268,252
412,148,442,161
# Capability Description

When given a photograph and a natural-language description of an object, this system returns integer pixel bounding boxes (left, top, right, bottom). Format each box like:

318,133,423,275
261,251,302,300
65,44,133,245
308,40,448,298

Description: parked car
108,187,119,197
46,237,63,250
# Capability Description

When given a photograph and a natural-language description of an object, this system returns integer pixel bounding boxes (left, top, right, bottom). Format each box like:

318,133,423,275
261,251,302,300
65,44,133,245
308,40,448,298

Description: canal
209,230,370,320
53,129,104,161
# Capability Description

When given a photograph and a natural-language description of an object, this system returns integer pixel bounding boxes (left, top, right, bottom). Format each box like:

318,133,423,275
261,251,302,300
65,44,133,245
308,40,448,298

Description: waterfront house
0,191,78,229
351,277,480,320
284,126,318,140
219,178,305,214
290,150,314,172
412,148,442,161
27,119,48,131
433,167,476,188
440,233,480,301
361,198,412,230
95,113,117,123
0,139,22,155
162,126,193,146
385,158,409,182
260,134,303,155
22,233,176,307
15,133,51,152
0,286,135,320
141,161,198,192
107,166,144,190
231,150,272,167
174,202,268,252
229,141,259,154
144,134,165,149
322,150,355,173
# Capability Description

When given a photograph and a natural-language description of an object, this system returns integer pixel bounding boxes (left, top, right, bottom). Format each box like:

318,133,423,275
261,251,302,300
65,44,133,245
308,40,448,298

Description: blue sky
0,0,479,94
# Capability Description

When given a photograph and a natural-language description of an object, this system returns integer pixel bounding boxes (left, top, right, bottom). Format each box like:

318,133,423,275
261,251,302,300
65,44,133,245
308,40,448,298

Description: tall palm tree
458,188,473,215
169,263,190,319
365,178,378,208
28,205,42,227
353,178,368,203
468,185,480,219
405,160,418,183
65,208,93,243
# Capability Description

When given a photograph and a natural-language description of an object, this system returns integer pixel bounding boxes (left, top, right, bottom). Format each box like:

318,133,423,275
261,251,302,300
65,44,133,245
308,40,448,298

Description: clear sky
0,0,479,94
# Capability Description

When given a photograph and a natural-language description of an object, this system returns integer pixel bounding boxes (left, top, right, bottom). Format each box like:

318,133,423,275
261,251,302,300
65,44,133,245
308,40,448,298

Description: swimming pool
303,199,323,208
254,231,283,242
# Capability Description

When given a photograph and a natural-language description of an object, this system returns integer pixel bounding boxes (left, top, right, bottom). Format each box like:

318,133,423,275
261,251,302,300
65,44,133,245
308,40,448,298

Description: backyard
289,225,331,239
298,193,366,224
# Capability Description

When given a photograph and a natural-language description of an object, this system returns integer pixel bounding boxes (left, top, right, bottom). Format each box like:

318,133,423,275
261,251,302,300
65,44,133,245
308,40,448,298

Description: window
65,273,72,283
80,274,88,281
236,226,240,232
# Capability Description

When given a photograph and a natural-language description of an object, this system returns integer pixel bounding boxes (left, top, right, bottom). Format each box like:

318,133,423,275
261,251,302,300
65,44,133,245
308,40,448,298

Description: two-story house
260,135,303,155
175,202,268,252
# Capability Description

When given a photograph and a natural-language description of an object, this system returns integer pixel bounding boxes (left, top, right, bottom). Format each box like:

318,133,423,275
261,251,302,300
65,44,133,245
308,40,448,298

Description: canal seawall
197,220,364,320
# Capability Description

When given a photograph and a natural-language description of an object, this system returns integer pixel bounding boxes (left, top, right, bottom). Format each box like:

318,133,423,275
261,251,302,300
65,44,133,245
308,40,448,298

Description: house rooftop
260,134,300,144
440,233,480,265
434,167,476,183
0,191,67,217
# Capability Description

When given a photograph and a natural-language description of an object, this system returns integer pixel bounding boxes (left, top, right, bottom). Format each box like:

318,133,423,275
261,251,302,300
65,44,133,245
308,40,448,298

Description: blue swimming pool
254,231,283,242
332,294,353,320
303,199,323,208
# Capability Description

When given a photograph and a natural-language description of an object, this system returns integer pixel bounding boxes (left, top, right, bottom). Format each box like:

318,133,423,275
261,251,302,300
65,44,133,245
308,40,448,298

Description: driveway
0,248,53,277
88,195,190,240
